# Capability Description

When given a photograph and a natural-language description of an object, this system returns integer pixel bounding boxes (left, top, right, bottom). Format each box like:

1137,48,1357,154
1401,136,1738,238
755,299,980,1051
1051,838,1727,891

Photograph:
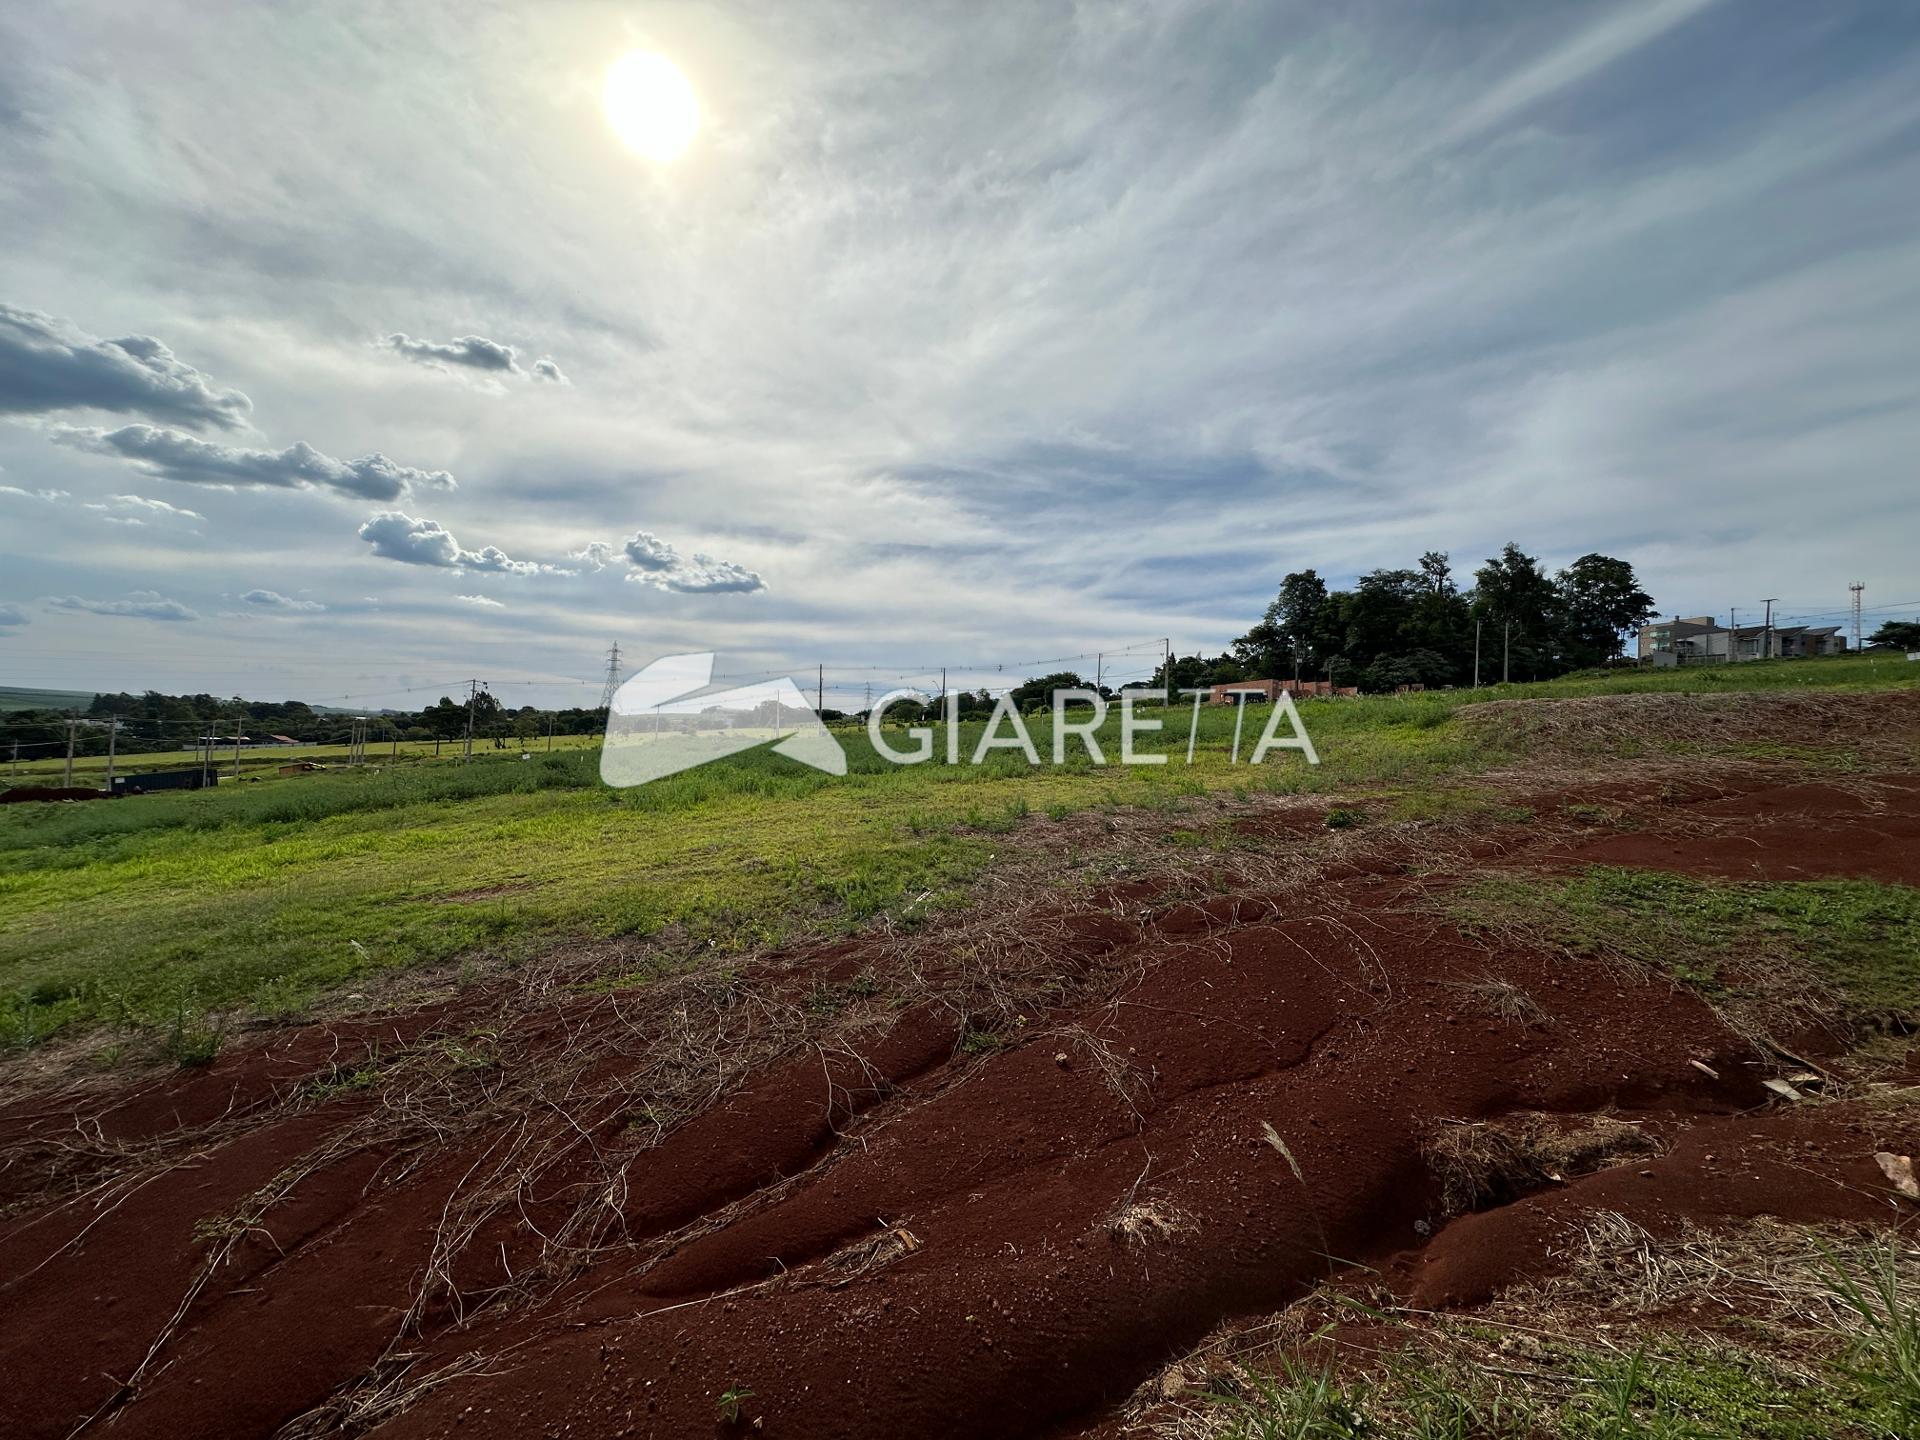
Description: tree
1552,554,1656,671
1867,620,1920,651
1472,543,1557,681
1009,671,1095,712
1244,572,1336,683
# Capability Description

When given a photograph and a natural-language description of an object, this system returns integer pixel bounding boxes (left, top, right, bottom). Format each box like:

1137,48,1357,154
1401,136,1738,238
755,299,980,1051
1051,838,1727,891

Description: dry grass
1133,1213,1920,1438
1424,1112,1660,1218
1449,975,1550,1027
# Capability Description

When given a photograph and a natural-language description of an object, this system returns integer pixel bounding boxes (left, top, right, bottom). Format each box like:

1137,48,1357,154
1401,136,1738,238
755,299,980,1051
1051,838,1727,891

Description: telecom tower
597,642,623,715
1849,583,1864,653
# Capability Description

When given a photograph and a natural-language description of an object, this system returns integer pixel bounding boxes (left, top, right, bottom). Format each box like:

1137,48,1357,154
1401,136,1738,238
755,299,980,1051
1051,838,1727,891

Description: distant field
5,730,603,785
1,653,1914,1050
0,686,96,713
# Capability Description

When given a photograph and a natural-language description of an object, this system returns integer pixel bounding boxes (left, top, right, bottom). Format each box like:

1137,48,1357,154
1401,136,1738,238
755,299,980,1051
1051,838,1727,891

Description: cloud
47,590,198,621
0,602,28,629
622,530,680,573
569,539,615,570
357,510,547,575
620,530,766,594
241,588,325,612
0,302,251,429
112,493,203,520
456,593,504,608
531,357,567,384
51,423,455,500
380,332,519,374
1440,0,1724,148
0,484,69,502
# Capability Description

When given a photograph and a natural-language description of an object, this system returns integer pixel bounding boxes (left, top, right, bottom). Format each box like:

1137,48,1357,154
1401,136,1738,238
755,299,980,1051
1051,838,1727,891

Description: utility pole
1163,637,1172,703
464,681,480,764
1762,598,1778,662
939,667,947,710
232,717,243,781
1849,582,1864,654
546,712,555,753
1729,607,1738,662
1473,618,1482,689
1502,620,1511,685
1094,652,1103,692
105,718,117,794
62,714,75,788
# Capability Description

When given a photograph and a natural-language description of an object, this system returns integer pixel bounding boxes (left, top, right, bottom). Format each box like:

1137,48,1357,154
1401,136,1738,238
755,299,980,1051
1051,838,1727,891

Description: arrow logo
600,652,847,787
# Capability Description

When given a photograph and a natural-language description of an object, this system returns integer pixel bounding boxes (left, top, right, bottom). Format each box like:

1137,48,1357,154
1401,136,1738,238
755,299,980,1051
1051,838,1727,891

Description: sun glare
603,51,700,163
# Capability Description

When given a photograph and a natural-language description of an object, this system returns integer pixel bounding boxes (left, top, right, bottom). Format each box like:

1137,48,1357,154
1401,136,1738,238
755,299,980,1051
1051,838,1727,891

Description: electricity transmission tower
597,642,623,716
1849,582,1864,653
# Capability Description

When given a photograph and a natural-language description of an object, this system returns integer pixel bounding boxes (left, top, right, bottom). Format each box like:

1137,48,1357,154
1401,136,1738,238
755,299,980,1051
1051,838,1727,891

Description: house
1638,618,1846,664
1206,679,1357,703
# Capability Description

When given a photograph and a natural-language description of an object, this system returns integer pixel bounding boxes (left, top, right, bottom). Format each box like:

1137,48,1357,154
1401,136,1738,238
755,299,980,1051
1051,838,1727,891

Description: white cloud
0,602,28,629
0,302,251,429
52,424,455,501
569,539,615,570
47,590,198,621
379,332,520,374
114,493,203,520
619,530,765,594
241,588,326,612
357,510,547,575
455,593,504,607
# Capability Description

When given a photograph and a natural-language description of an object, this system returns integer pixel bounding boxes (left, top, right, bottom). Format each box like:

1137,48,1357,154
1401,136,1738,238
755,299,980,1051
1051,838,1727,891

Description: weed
1821,1242,1920,1429
715,1385,754,1424
163,1002,225,1067
960,1027,1004,1055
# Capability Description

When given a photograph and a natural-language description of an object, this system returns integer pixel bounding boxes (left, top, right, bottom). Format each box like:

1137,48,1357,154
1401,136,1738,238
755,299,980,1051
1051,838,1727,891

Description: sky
2,0,1917,712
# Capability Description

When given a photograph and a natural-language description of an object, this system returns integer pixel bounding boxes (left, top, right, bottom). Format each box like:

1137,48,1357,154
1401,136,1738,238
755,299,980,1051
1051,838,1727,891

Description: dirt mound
1547,772,1920,886
2,880,1891,1440
1462,687,1920,757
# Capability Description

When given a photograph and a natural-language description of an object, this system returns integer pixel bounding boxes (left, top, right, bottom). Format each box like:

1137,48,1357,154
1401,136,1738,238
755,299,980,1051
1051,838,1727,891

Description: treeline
1151,544,1657,694
5,689,609,759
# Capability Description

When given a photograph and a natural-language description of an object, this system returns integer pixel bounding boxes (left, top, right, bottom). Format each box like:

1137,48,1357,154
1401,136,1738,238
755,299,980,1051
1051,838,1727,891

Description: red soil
3,759,1917,1439
1545,773,1920,886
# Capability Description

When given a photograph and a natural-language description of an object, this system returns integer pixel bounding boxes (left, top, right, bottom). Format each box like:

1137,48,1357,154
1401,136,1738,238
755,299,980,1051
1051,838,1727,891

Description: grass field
0,686,97,714
4,730,604,785
2,653,1915,1053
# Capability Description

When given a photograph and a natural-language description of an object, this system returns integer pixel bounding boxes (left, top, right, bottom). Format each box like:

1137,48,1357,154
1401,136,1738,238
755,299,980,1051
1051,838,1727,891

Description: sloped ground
2,692,1917,1439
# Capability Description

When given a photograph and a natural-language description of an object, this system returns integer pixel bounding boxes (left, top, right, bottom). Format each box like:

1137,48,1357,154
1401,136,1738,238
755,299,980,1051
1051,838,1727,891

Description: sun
603,51,700,163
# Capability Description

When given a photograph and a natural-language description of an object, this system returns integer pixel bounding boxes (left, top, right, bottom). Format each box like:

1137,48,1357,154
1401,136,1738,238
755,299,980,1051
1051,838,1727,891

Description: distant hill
0,686,97,713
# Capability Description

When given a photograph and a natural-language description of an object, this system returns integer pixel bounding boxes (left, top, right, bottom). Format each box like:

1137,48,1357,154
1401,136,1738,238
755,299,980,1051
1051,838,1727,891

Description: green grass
1204,1313,1911,1439
0,686,97,713
1453,868,1920,1027
2,653,1913,1053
